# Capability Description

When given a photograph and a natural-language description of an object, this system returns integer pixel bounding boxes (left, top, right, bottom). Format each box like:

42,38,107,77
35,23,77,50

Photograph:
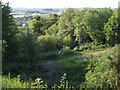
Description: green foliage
63,47,75,55
58,73,68,88
2,73,48,88
81,44,119,88
2,45,119,88
37,35,57,52
57,8,76,48
29,15,45,35
2,40,7,60
2,2,120,88
2,74,28,88
63,35,73,47
83,8,113,44
78,43,109,52
73,9,92,45
45,24,58,35
39,51,59,59
90,44,108,51
45,13,59,29
18,28,38,63
79,43,91,51
104,9,120,46
2,73,69,88
2,2,19,61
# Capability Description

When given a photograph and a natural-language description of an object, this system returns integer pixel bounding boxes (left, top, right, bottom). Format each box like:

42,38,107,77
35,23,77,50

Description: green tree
83,8,113,45
73,9,92,47
57,8,76,48
104,9,120,46
45,13,59,29
45,23,58,35
29,15,44,35
2,2,19,61
63,35,73,47
45,14,59,35
18,28,38,64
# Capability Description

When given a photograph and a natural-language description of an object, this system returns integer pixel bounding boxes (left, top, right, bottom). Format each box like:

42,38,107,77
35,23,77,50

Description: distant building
23,23,29,27
57,11,62,15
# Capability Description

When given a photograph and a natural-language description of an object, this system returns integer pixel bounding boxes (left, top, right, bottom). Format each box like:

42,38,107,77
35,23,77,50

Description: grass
2,44,119,88
2,49,86,87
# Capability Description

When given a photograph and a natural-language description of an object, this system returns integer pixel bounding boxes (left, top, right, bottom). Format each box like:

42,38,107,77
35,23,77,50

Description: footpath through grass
2,44,120,88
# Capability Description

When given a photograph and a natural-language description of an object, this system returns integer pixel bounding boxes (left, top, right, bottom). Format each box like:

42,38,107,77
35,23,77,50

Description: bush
37,35,57,52
79,43,91,51
63,47,74,55
2,73,47,88
81,44,120,88
89,44,109,51
2,73,69,88
63,35,73,48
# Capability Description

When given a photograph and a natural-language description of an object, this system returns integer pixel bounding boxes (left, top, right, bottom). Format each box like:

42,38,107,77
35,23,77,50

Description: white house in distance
22,23,29,27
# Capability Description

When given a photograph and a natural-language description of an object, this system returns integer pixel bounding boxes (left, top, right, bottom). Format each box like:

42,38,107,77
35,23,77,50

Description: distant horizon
3,0,120,8
11,7,117,9
13,7,115,9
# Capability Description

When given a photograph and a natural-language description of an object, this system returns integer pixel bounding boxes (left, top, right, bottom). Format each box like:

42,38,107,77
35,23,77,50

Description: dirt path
42,62,61,82
88,48,110,55
41,49,110,82
81,48,111,60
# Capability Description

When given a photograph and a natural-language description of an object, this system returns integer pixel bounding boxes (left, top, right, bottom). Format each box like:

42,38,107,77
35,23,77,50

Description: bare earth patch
42,62,61,82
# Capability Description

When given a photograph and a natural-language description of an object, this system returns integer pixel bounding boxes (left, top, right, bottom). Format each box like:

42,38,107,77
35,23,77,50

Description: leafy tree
73,9,92,47
57,8,76,48
45,13,59,29
29,15,44,35
104,9,120,46
45,23,58,35
63,35,73,47
58,8,75,36
83,8,113,45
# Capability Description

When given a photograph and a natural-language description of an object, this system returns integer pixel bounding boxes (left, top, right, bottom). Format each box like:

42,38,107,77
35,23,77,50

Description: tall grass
2,73,69,88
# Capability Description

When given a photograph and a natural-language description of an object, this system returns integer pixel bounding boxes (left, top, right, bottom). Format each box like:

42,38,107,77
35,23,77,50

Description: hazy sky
2,0,120,8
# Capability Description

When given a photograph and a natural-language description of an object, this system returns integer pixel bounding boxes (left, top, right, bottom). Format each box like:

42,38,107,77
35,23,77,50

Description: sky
2,0,120,8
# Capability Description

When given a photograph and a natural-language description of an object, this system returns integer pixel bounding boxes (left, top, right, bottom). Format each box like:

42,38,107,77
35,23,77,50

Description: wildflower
35,78,41,82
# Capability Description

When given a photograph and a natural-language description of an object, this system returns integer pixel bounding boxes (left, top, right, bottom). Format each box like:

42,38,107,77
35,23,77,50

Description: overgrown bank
2,44,120,88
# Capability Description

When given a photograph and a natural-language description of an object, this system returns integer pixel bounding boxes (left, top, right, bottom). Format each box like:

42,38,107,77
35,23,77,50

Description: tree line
2,2,120,63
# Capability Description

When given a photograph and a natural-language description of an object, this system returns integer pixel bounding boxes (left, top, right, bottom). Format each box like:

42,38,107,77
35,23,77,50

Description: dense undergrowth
2,44,120,88
81,45,119,88
2,73,68,88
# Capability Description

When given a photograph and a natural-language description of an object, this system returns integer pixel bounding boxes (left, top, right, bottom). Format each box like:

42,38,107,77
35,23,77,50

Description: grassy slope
3,45,119,88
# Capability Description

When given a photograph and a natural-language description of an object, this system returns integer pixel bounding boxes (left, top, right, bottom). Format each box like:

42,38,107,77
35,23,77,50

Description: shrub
81,44,120,88
88,44,110,52
63,47,74,55
2,73,69,88
2,73,47,88
37,35,57,52
79,43,91,51
63,35,73,48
